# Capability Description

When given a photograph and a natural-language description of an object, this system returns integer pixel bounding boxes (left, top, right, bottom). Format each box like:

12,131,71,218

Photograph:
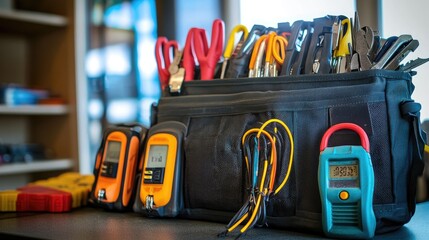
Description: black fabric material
154,69,425,234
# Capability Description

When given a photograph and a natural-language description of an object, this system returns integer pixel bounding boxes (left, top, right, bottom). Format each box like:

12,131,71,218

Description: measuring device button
339,190,349,200
152,169,164,183
144,170,153,175
144,175,152,180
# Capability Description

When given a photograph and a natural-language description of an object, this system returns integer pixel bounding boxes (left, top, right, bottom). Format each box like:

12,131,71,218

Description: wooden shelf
0,159,73,175
0,8,67,35
0,1,78,189
0,105,69,115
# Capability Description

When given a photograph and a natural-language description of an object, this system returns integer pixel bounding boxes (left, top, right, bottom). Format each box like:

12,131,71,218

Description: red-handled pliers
155,37,179,89
182,19,225,81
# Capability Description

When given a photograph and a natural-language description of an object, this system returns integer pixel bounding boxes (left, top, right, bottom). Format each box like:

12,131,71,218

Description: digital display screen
329,161,360,188
105,141,121,163
147,145,168,168
329,164,359,178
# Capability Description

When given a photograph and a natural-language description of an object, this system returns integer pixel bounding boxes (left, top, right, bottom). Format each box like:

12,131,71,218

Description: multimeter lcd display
329,164,358,178
147,145,168,168
105,141,121,163
328,159,359,188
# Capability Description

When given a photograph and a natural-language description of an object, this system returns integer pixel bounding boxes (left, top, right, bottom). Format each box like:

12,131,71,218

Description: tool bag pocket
153,70,426,234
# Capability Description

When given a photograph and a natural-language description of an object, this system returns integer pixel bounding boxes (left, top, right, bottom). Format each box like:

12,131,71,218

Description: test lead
220,119,294,238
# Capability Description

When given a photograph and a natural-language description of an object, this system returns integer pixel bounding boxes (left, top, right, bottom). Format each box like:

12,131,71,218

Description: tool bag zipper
159,70,411,119
166,69,411,97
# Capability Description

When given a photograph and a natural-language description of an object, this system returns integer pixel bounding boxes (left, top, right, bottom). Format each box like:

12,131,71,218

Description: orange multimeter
90,124,147,211
133,121,186,217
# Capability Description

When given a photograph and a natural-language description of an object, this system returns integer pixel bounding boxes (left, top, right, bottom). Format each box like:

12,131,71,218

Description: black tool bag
152,69,426,234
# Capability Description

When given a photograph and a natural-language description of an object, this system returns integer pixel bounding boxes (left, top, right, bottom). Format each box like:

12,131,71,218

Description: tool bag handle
320,123,370,152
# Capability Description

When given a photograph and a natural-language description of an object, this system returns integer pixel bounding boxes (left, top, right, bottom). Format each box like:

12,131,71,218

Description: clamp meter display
91,124,146,211
318,123,376,239
134,121,186,217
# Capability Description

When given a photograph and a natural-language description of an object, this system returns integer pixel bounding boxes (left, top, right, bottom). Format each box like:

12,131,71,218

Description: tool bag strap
400,100,427,215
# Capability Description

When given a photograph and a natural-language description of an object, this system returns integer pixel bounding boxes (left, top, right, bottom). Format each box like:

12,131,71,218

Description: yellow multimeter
90,124,147,211
133,121,186,217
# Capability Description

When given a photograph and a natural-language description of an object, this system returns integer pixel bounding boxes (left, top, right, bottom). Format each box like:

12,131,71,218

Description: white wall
240,0,355,28
382,0,429,122
238,0,428,121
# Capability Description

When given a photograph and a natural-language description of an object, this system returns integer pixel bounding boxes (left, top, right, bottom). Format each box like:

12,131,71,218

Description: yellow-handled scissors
264,32,288,77
248,34,268,77
220,24,249,79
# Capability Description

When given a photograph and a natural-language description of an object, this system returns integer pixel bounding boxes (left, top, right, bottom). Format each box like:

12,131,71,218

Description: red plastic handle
320,123,370,152
193,19,224,80
183,28,206,81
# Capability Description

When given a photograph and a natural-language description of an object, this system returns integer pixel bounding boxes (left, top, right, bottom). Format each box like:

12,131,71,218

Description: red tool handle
155,37,179,89
183,28,206,81
193,19,224,80
320,123,370,152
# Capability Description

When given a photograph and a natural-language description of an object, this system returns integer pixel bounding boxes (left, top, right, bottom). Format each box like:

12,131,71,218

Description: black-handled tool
280,21,310,75
224,25,266,78
384,39,419,70
371,35,413,69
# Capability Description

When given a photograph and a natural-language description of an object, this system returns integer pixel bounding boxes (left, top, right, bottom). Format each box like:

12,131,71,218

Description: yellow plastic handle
224,24,249,58
335,18,352,57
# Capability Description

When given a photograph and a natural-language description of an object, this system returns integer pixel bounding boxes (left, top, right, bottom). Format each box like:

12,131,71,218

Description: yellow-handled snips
220,24,249,79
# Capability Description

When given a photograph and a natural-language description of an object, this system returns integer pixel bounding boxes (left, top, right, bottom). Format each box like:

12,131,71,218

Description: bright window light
105,44,131,76
240,0,355,28
85,49,103,78
381,0,429,121
106,98,139,123
104,1,133,30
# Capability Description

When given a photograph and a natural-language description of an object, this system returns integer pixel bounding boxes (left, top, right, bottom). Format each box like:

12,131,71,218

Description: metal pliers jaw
168,50,185,94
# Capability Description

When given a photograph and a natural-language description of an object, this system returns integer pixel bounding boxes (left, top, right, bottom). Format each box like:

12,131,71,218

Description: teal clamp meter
133,121,186,217
318,123,376,239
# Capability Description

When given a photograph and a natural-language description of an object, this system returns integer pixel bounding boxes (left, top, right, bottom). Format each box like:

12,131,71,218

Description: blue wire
252,137,259,188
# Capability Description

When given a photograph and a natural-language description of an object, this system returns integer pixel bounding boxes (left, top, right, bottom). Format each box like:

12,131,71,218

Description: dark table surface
0,201,428,240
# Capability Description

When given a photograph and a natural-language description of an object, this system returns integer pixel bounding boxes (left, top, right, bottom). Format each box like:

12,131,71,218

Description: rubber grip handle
320,123,370,152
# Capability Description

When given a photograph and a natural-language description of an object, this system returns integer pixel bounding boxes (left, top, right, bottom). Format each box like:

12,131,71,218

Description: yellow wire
259,160,268,193
241,128,277,192
227,212,249,232
271,126,278,165
240,160,268,233
256,118,294,195
229,118,294,234
227,157,269,233
242,128,259,176
241,128,276,176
